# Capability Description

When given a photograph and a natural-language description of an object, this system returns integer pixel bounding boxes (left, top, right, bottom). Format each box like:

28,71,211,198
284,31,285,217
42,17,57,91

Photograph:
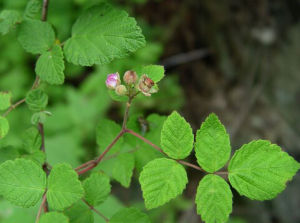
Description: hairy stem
82,199,109,222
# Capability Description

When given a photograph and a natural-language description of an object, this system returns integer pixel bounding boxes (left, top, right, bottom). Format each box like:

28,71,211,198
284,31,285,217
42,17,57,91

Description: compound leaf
47,163,84,210
39,212,69,223
17,19,55,54
0,91,12,110
35,44,65,85
83,172,111,206
161,111,194,159
64,3,145,66
0,158,46,207
228,140,300,200
110,207,151,223
139,158,188,209
195,113,231,173
195,174,233,223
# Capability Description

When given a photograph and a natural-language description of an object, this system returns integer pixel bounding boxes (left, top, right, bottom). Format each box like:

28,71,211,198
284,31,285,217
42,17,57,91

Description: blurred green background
0,0,300,222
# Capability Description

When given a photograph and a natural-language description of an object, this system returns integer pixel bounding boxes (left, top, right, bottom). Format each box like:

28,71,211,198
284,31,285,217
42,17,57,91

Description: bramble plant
0,1,299,223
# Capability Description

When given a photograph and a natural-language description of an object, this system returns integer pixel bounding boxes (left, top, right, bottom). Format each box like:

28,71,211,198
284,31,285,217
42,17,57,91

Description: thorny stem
35,192,47,223
82,199,109,222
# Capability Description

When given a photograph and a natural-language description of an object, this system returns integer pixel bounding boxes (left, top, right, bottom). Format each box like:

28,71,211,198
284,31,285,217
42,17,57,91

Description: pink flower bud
123,70,138,85
106,73,121,89
115,85,127,96
138,74,156,96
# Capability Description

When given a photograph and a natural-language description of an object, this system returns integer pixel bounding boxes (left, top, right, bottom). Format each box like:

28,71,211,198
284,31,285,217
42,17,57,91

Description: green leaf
195,113,231,173
0,146,19,164
228,140,300,200
24,0,42,20
64,201,93,223
17,19,55,54
21,150,46,166
0,10,22,35
83,172,111,206
96,119,123,155
64,3,146,66
22,127,42,153
112,153,135,187
139,158,188,209
161,111,194,159
0,91,12,110
39,212,69,223
109,90,128,102
0,116,9,139
35,45,65,85
195,174,232,223
26,89,48,112
110,207,151,223
0,158,46,207
135,65,165,83
47,163,84,210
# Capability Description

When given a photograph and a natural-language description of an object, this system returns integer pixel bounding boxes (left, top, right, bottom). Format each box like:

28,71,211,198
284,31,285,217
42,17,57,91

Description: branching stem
82,199,109,222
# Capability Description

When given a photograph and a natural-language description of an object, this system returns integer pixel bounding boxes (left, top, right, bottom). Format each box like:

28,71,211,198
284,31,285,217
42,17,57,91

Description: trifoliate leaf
0,116,9,139
47,163,84,210
0,158,46,207
195,113,231,173
135,65,165,83
139,158,188,209
96,119,123,155
0,91,12,110
110,207,151,223
0,10,22,35
112,153,135,188
64,201,94,223
22,127,42,153
39,212,69,223
64,3,146,66
83,172,111,206
195,174,233,223
35,45,65,85
25,89,48,112
24,0,42,20
17,19,55,54
228,140,300,200
161,111,194,159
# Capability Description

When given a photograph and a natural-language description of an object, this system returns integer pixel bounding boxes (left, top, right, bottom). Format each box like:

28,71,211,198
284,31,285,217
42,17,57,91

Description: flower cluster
105,70,158,97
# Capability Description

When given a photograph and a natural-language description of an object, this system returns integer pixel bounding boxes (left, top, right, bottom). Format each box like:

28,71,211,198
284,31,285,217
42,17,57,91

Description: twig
38,123,45,153
2,98,25,117
35,192,47,223
82,199,109,222
41,0,50,21
122,98,132,130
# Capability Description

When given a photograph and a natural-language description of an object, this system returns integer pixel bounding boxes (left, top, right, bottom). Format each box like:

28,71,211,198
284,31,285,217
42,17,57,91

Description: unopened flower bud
123,70,138,85
115,85,127,96
106,73,120,89
138,74,156,96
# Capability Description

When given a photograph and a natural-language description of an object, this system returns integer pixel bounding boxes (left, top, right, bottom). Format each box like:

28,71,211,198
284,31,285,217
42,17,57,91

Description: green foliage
64,201,94,223
135,65,165,83
25,89,48,112
228,140,300,200
39,212,69,223
0,116,9,139
24,0,42,20
63,3,146,66
110,207,151,223
0,91,12,110
22,126,42,153
83,172,111,206
17,19,55,54
47,163,84,210
195,113,231,173
0,158,46,207
0,10,22,35
35,45,65,85
139,158,188,209
195,174,232,223
112,153,135,187
161,111,194,159
96,119,123,155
